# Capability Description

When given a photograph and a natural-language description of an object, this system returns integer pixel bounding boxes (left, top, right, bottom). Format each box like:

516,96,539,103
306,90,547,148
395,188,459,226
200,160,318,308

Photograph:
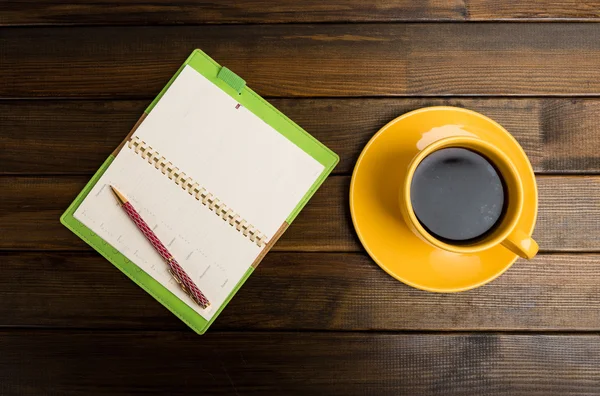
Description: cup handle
501,229,539,259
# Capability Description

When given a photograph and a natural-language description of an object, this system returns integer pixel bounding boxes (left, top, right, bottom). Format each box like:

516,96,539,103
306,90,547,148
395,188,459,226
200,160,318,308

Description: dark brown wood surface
5,24,600,98
3,0,600,25
2,331,600,396
2,2,600,394
3,251,600,331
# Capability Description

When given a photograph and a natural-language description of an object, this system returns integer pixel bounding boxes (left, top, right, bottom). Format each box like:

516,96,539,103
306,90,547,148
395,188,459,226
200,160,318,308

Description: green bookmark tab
217,67,246,94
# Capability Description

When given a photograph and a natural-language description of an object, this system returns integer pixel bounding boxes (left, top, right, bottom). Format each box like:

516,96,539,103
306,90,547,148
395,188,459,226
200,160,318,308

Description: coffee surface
410,148,505,243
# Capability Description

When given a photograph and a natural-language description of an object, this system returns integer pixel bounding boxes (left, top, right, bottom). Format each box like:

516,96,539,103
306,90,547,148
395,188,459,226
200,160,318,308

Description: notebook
61,49,338,334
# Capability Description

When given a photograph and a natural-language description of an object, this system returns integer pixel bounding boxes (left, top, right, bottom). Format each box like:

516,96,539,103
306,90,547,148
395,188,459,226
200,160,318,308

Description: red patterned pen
109,185,210,308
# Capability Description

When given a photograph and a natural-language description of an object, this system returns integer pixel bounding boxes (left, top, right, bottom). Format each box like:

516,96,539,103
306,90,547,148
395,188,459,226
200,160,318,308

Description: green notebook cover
60,49,339,334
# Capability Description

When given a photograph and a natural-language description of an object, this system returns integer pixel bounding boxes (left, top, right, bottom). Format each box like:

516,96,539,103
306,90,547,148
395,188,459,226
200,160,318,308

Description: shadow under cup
403,136,525,255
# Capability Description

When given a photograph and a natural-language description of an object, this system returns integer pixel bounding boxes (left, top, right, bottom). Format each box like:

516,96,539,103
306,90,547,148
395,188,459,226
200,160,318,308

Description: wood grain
3,0,600,25
2,175,599,252
465,1,600,20
5,24,600,98
1,331,600,395
3,251,600,331
3,0,600,391
0,0,465,25
6,98,600,175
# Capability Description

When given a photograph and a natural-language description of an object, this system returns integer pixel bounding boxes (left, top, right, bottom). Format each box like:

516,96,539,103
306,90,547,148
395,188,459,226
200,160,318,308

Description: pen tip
109,185,128,205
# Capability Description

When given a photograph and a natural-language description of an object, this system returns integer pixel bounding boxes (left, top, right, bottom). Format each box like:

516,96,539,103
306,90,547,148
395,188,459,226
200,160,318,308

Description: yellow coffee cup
400,136,538,259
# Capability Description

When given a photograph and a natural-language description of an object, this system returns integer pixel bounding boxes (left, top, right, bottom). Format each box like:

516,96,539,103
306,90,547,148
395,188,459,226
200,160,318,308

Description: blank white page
132,65,325,239
74,65,324,320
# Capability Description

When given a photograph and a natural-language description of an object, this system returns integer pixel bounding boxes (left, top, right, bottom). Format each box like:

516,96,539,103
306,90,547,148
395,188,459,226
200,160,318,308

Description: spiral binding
127,136,268,248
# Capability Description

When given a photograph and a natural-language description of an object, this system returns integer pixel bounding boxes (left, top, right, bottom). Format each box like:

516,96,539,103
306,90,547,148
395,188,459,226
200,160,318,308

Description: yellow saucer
350,107,538,292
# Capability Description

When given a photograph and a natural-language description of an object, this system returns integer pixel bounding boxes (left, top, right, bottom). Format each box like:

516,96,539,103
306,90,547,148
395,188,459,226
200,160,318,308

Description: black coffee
410,148,505,243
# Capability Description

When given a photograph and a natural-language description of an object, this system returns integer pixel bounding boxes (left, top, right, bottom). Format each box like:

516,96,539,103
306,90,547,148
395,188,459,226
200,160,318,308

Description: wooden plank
4,24,600,98
2,251,600,331
2,1,600,25
0,0,465,25
1,175,599,252
1,331,599,395
465,1,600,21
0,100,145,174
5,98,600,175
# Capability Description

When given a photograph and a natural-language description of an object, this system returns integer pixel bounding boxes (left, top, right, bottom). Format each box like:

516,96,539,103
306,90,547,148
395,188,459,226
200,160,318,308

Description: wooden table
3,1,600,394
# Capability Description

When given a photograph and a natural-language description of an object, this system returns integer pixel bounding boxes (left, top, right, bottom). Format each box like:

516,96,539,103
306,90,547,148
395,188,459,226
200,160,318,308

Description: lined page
75,64,324,320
